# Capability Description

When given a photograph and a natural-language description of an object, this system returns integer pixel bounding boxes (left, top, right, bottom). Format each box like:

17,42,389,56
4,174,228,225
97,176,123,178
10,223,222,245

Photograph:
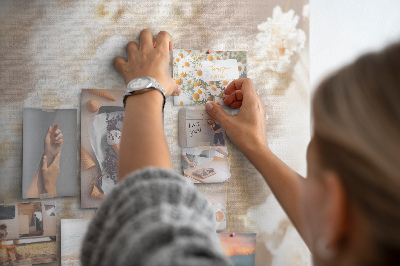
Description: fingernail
43,156,47,159
206,102,214,111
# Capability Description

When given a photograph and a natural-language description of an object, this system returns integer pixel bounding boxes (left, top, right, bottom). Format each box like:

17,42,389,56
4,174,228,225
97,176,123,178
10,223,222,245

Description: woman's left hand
41,152,61,197
113,29,181,97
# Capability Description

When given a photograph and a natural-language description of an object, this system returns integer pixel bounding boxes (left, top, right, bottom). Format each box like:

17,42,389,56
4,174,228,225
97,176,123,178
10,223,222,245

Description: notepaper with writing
173,49,247,106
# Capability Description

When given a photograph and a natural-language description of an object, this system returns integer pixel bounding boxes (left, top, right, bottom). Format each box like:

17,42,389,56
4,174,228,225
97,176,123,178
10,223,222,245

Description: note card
173,49,247,106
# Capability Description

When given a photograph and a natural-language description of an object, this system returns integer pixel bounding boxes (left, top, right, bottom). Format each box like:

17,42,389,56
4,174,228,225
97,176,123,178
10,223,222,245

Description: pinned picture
61,219,92,266
0,202,57,265
219,233,256,266
178,109,227,148
182,146,230,183
22,108,77,199
172,49,247,105
81,89,124,208
204,192,227,231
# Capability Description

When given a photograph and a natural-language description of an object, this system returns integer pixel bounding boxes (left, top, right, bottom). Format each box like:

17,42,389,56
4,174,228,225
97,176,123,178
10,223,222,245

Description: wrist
43,182,57,197
125,90,164,110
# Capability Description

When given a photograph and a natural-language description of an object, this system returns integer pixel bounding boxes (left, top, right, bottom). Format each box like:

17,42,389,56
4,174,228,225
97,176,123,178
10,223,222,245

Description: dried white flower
255,6,306,73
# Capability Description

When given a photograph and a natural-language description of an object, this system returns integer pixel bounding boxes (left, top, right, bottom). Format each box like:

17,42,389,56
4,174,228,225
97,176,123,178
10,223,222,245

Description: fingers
155,31,172,53
57,139,64,147
52,151,61,166
45,126,52,139
42,156,48,171
139,29,155,53
55,133,63,141
223,90,243,107
51,124,59,133
205,102,232,127
224,78,256,97
113,56,128,73
171,85,182,96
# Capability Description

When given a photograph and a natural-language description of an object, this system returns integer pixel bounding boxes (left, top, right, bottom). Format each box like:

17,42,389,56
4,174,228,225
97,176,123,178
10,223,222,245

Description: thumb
52,151,61,166
42,156,48,171
205,102,231,128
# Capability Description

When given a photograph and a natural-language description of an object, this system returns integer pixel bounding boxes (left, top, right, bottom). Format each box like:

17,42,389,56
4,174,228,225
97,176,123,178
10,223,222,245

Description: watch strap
123,78,166,111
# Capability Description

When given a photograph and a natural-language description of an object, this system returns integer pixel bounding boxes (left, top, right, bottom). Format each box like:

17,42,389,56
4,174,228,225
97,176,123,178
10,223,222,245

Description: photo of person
182,147,230,183
0,223,25,263
0,202,57,265
201,113,225,146
178,109,227,148
23,108,77,199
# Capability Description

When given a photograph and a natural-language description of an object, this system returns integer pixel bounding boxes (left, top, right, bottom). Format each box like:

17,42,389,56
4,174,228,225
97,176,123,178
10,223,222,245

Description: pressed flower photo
173,49,247,106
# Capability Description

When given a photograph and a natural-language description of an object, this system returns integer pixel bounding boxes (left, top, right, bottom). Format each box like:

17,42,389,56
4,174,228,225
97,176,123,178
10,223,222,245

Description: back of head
312,42,400,264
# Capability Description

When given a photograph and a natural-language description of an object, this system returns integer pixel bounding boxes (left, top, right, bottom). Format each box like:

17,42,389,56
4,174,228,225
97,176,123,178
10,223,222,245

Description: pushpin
230,232,235,237
206,49,211,54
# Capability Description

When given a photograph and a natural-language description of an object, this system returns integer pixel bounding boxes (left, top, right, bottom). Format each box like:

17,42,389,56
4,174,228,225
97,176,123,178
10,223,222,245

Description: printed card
0,202,57,265
80,89,124,208
219,233,256,266
204,192,227,231
173,49,247,106
178,109,227,148
61,219,92,265
181,146,231,183
22,108,77,199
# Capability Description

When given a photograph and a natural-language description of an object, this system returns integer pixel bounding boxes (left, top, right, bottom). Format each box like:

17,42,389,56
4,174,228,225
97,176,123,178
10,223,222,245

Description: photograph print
182,146,230,183
22,108,77,199
178,109,227,148
0,202,57,265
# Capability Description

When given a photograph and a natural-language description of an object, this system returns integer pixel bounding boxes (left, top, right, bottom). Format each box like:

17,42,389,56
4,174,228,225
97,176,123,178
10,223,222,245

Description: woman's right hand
44,124,63,165
205,78,269,156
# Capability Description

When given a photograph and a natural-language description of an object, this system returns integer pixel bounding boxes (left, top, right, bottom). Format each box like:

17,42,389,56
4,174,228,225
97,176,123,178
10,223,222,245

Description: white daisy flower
255,5,306,73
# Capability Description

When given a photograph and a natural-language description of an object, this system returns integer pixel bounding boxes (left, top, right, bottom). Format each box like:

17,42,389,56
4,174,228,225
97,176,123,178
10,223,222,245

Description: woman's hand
41,152,61,197
205,78,269,156
44,124,63,165
113,29,181,97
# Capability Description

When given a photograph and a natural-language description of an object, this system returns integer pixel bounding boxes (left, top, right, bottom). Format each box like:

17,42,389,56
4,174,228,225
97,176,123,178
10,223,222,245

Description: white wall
310,0,400,92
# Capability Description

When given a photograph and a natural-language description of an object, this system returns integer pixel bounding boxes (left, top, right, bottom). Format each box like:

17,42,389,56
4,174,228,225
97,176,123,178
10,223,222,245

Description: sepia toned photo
0,202,57,265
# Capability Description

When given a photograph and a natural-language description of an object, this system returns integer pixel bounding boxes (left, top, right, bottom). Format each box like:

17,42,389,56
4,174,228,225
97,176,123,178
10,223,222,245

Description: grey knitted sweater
81,166,233,266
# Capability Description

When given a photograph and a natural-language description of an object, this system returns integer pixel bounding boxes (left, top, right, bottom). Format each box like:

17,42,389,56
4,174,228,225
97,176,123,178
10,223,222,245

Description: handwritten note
199,59,239,82
188,121,202,137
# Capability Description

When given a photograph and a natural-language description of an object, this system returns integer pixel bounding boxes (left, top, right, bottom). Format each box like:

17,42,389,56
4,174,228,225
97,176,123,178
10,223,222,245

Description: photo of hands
182,146,231,183
22,108,77,199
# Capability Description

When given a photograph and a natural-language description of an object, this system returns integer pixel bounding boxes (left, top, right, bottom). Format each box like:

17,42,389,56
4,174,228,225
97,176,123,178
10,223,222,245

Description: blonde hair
312,42,400,264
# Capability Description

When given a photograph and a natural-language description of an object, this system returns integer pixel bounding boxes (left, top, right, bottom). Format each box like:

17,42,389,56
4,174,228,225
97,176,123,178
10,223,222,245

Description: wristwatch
123,77,166,111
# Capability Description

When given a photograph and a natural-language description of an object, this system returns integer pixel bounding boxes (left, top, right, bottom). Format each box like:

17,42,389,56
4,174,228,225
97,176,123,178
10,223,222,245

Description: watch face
130,77,151,90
